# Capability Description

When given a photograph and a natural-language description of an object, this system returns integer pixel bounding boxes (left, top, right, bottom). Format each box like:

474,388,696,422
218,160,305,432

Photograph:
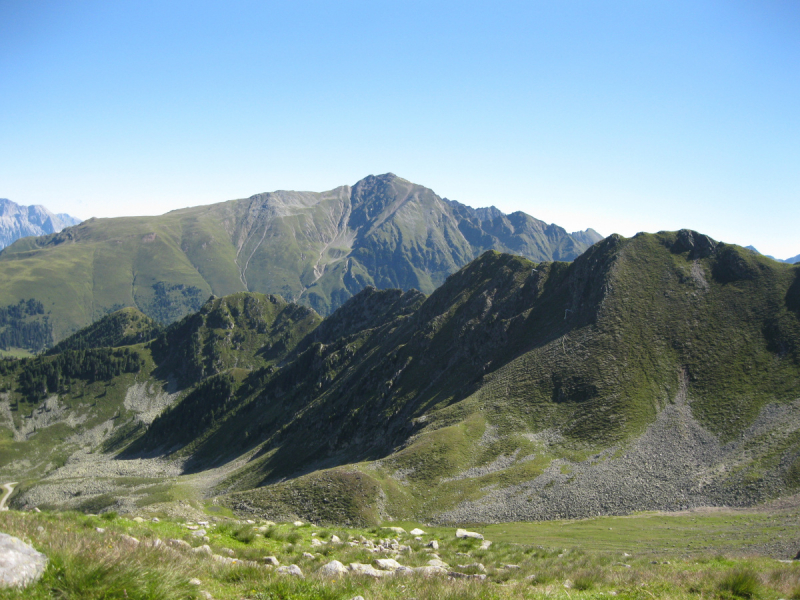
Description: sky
1,1,798,258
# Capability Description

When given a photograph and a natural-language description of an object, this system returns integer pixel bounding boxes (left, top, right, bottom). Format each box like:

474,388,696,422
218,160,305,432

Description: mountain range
0,174,601,345
0,198,81,250
1,228,798,525
746,246,800,265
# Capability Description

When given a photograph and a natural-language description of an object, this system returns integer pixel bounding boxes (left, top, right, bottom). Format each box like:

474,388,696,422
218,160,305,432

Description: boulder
263,556,280,566
455,528,483,540
374,558,403,571
480,540,492,550
310,538,323,547
457,563,486,572
382,526,406,534
277,564,304,577
330,534,341,544
0,533,48,588
409,528,426,535
427,558,450,568
426,540,439,550
302,552,315,559
348,563,391,577
318,560,347,577
132,517,145,523
449,571,487,580
167,539,191,550
293,521,304,526
120,534,140,546
413,565,447,576
193,544,212,556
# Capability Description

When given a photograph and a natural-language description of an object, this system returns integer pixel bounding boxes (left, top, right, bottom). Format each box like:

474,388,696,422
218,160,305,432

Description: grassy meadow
1,502,799,600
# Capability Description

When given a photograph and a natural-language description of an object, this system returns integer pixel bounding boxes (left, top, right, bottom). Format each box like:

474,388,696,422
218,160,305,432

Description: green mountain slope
2,230,798,526
46,307,161,355
0,174,601,343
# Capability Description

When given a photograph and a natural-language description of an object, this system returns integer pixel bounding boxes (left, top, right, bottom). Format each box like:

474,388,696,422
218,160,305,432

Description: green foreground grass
1,507,800,600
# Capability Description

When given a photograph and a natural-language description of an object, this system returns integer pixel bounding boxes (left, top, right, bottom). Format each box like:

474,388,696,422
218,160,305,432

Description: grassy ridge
1,230,799,527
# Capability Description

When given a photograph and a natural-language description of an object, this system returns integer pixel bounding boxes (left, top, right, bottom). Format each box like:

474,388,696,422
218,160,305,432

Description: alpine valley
0,207,798,526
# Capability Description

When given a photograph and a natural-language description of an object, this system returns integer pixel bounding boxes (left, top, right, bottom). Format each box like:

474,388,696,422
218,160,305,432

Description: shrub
719,569,760,599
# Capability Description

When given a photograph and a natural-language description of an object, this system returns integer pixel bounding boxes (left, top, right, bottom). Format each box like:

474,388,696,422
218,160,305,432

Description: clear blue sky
1,1,798,258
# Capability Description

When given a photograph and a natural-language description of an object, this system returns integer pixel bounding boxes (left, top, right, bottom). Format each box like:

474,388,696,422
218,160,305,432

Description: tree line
4,348,144,402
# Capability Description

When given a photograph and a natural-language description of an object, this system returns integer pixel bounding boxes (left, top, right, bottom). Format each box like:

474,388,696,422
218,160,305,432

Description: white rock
409,528,426,535
212,554,235,565
413,565,448,576
374,558,403,571
186,525,199,530
382,526,406,534
193,544,212,556
200,591,213,600
349,563,391,577
151,517,160,522
120,534,139,546
302,552,315,559
293,521,304,526
318,560,347,577
168,539,191,550
427,559,450,568
455,528,484,540
95,527,105,533
188,578,202,586
221,548,235,556
330,534,341,544
0,532,48,589
458,563,486,572
263,556,280,566
277,564,304,577
132,517,145,523
311,538,323,547
480,540,492,550
426,540,439,550
191,529,207,537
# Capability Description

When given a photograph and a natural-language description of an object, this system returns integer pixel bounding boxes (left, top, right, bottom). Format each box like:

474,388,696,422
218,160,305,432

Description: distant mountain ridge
746,245,800,264
0,174,602,342
0,198,81,250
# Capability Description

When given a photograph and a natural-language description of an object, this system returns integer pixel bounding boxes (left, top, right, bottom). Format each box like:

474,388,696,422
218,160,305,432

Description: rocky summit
0,198,80,251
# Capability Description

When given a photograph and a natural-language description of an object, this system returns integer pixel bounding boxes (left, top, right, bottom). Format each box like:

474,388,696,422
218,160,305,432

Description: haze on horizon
1,1,798,258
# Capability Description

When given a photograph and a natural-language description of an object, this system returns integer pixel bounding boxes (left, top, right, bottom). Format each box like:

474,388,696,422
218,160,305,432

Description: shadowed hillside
2,230,798,527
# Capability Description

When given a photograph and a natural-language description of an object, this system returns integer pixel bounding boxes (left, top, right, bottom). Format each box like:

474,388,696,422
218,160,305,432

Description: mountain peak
0,198,82,250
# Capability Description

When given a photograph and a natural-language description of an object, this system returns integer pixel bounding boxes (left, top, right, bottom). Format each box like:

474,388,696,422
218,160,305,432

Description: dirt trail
0,482,17,511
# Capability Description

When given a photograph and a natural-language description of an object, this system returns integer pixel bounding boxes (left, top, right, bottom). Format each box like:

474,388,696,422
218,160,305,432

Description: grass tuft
719,568,760,599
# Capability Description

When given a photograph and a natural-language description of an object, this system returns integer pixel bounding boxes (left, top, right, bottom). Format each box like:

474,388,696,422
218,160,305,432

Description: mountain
0,198,81,250
1,230,799,525
746,245,800,264
0,174,601,344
